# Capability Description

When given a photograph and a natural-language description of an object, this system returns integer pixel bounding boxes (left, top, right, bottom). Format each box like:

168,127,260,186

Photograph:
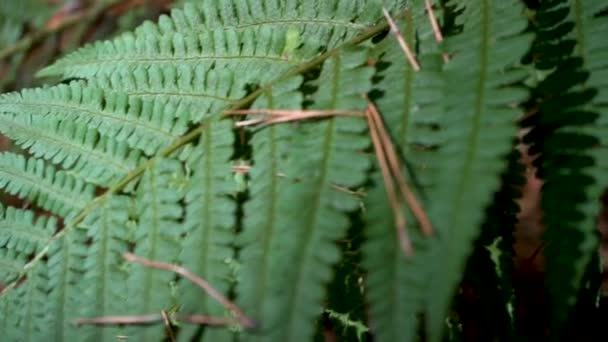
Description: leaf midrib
284,54,342,341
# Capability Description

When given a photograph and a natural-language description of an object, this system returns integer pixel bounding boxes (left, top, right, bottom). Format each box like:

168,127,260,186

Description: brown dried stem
425,0,444,42
161,310,176,342
367,103,434,236
123,253,255,328
382,8,420,71
74,314,233,326
366,107,413,256
226,109,365,127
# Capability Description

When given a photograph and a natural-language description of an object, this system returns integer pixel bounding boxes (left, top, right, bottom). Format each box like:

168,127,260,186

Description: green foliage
522,0,608,334
0,0,606,341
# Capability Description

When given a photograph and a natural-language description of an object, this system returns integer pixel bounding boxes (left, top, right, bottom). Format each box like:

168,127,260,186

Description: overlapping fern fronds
0,0,606,341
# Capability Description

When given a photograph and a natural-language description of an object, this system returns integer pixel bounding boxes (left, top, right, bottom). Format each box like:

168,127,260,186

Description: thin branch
234,118,268,127
330,184,366,197
367,103,434,236
366,107,413,256
233,165,252,174
226,109,364,116
161,310,176,342
382,8,420,71
425,0,444,42
123,253,256,329
74,314,233,327
230,109,365,127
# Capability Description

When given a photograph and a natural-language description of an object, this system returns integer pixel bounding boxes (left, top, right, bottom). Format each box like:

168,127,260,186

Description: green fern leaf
40,0,382,78
362,3,445,341
178,118,236,342
0,205,55,255
1,261,47,342
237,77,303,340
0,153,95,218
0,113,143,186
425,1,532,340
92,66,243,122
78,195,131,341
0,247,26,283
522,0,608,329
243,46,373,341
125,158,184,340
44,228,88,342
37,1,395,123
0,82,190,156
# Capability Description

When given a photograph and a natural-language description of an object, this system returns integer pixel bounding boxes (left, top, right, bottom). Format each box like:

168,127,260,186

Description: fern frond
125,158,184,340
40,0,384,78
77,195,131,341
1,262,48,342
178,118,236,341
149,0,385,38
521,0,608,329
424,0,532,339
456,150,524,341
37,1,396,123
44,227,88,342
0,112,143,186
362,3,445,340
0,82,190,156
0,247,26,283
237,77,303,340
0,153,95,218
0,204,55,255
244,46,373,341
92,66,242,121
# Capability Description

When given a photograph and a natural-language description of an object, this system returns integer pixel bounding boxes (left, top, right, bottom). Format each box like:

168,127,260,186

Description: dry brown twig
423,0,450,62
122,253,256,328
366,103,434,237
74,314,233,326
424,0,444,42
74,253,253,329
366,105,413,255
225,109,365,127
161,310,176,342
226,102,433,256
382,8,420,71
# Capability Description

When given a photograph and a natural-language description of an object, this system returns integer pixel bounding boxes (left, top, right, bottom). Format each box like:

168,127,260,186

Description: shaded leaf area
521,0,608,335
425,1,532,340
452,150,524,341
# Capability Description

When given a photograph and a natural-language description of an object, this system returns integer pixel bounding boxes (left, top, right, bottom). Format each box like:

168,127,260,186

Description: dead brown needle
225,109,365,127
123,253,256,329
74,314,233,326
366,107,413,256
425,0,444,42
161,310,176,342
367,103,434,237
382,8,421,71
